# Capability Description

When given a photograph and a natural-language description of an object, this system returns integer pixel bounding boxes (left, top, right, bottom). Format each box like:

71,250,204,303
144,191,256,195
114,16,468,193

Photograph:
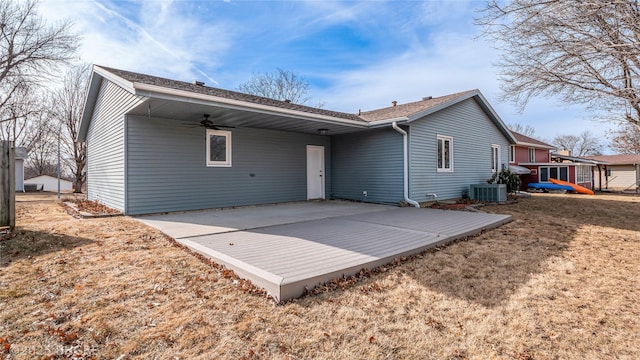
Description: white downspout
392,122,420,208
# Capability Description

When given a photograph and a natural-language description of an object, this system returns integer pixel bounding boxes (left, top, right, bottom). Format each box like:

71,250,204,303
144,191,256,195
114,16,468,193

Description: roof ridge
359,90,476,115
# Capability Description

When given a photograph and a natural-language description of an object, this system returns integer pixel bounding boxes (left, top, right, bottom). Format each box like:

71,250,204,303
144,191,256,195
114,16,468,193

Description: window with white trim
437,135,453,172
206,129,232,167
509,145,515,163
491,144,501,173
576,165,591,183
528,147,535,162
539,166,569,182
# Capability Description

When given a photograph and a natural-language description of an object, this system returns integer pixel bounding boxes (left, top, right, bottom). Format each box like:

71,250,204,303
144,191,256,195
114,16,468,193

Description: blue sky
40,0,615,146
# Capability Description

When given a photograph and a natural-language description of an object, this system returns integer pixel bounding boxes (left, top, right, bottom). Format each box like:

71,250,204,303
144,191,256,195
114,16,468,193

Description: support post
0,140,16,230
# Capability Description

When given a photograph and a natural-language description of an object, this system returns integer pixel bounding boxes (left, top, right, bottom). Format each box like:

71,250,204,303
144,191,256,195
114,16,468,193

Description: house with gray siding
78,65,516,215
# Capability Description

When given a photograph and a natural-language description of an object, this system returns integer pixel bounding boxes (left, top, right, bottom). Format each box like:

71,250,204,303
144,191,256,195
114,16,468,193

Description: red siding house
509,131,596,190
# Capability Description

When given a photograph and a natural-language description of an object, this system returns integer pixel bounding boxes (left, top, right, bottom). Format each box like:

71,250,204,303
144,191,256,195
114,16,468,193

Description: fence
0,140,15,230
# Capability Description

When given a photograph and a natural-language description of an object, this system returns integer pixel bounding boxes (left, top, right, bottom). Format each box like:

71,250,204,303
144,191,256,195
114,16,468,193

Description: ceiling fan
198,114,235,130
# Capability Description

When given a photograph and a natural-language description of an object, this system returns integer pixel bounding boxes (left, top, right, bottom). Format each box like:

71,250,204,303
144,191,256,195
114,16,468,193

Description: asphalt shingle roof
357,90,476,122
585,154,640,165
98,66,365,122
96,66,486,125
511,131,554,148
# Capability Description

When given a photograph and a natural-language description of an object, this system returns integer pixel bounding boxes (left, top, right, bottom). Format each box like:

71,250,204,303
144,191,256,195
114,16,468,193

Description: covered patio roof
79,65,517,141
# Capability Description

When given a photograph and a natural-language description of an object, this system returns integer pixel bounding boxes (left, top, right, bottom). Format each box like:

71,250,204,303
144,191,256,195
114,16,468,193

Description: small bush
488,169,521,193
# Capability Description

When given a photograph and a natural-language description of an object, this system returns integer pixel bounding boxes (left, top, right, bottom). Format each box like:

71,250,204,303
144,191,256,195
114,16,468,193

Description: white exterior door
306,145,325,200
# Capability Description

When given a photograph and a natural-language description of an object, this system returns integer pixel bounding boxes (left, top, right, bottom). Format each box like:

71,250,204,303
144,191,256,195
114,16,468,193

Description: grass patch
0,193,638,359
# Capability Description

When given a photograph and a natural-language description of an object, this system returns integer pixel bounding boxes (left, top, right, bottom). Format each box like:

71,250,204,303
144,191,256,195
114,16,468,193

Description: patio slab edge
176,213,512,303
177,238,285,300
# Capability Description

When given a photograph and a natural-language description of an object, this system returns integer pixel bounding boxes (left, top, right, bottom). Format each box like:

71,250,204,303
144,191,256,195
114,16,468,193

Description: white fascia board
132,83,368,129
472,91,519,144
367,117,410,127
518,142,556,150
519,162,596,167
406,90,479,123
93,66,136,93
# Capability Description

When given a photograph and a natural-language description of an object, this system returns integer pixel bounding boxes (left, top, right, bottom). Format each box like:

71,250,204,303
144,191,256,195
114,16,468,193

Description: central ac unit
469,184,507,202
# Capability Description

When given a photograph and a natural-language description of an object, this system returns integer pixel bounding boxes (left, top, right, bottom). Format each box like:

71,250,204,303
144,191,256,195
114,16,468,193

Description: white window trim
491,144,501,173
206,129,232,167
509,145,515,163
437,135,454,172
539,165,569,182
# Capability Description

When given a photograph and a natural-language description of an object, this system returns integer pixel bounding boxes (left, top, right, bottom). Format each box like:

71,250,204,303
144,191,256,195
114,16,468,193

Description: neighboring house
509,132,596,190
78,65,517,215
15,147,27,192
585,154,640,191
24,174,74,192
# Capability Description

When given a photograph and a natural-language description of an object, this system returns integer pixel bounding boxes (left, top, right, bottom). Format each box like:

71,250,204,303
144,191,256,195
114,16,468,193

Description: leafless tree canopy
237,68,312,105
608,122,640,153
23,112,57,178
51,63,89,192
553,131,603,156
0,0,78,122
477,0,640,125
508,123,536,137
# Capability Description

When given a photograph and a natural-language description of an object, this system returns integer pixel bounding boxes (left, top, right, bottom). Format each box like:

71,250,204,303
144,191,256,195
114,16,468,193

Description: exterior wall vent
469,183,507,202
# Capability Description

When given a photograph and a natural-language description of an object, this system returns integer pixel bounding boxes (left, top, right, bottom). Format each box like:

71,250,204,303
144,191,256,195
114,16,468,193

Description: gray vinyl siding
86,80,145,211
409,98,511,202
126,116,331,215
331,128,404,204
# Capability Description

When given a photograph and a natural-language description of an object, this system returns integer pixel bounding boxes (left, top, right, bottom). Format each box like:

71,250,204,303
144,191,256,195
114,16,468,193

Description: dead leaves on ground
68,199,120,215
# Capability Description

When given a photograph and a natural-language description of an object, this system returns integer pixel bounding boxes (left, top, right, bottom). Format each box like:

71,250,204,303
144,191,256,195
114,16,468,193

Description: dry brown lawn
1,193,639,359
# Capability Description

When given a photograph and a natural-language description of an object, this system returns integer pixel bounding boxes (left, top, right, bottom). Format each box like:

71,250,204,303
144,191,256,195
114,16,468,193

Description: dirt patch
62,199,121,218
0,193,638,359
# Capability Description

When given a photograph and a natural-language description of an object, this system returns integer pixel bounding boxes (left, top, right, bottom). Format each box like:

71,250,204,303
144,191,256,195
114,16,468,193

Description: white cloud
318,31,499,112
36,0,616,150
39,0,234,84
315,28,615,146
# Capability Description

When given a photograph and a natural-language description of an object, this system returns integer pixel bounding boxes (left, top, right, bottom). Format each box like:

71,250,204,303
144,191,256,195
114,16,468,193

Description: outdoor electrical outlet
363,191,368,196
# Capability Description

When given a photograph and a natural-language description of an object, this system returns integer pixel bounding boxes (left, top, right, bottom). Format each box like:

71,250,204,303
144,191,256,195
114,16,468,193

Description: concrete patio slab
138,201,391,238
137,201,511,302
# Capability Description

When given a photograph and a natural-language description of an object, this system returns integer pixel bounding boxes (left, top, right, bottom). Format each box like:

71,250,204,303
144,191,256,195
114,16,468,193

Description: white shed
24,174,74,192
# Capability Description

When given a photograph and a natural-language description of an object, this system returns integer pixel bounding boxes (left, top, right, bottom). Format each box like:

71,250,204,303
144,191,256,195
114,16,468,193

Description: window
206,129,232,167
576,166,591,183
437,135,453,172
539,166,569,182
491,144,501,173
528,147,535,162
509,145,515,163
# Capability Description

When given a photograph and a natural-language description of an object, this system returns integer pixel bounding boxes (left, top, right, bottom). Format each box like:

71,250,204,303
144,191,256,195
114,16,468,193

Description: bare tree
0,83,42,148
609,123,640,154
237,68,312,105
508,123,536,137
0,0,78,122
553,131,603,156
23,111,57,177
51,63,88,192
477,1,640,125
